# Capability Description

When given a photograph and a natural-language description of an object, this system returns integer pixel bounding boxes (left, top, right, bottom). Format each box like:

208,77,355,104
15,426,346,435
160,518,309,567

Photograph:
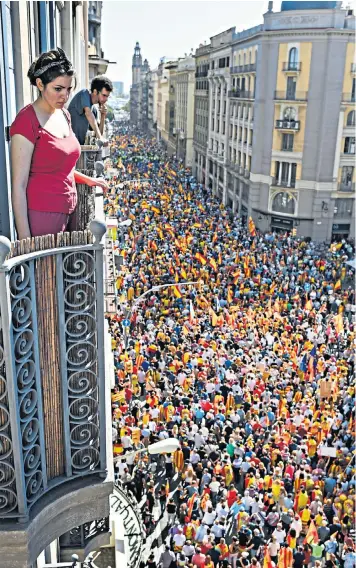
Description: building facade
88,1,111,79
156,58,172,146
175,56,195,167
147,68,158,135
205,2,355,241
193,44,210,184
130,42,150,127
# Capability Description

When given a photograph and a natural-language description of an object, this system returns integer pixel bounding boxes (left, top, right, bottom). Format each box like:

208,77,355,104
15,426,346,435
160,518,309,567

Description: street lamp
114,438,180,463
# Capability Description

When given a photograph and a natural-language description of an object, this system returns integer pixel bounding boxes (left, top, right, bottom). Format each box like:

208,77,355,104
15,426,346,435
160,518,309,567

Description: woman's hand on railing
95,178,109,193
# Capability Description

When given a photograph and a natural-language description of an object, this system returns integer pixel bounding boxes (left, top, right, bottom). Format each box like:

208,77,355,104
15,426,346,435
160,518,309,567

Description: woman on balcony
10,47,108,239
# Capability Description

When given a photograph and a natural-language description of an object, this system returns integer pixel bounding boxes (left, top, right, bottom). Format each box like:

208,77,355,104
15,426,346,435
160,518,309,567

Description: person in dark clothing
293,547,305,568
147,487,155,514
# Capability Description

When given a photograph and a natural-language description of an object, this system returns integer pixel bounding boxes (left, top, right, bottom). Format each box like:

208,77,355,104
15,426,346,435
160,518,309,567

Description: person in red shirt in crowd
10,47,108,239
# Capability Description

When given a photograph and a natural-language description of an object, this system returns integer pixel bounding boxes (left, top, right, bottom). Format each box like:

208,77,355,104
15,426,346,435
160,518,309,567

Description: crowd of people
104,126,355,568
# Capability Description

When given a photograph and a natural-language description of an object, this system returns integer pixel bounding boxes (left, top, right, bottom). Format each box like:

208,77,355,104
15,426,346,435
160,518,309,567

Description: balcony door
288,47,298,70
286,77,296,100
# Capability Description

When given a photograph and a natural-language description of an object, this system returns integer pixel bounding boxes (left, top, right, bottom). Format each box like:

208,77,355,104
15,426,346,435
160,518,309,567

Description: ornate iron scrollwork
9,262,44,506
62,252,100,474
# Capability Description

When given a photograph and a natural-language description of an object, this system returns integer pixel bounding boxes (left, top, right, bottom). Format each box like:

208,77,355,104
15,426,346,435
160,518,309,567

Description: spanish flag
182,352,190,365
151,206,161,215
209,258,218,271
181,267,187,280
173,285,182,299
227,287,234,304
210,308,218,327
334,279,341,291
334,313,344,335
195,253,207,266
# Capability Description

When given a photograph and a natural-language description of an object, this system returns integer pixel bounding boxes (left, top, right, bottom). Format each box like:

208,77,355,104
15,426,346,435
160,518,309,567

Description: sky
101,0,282,93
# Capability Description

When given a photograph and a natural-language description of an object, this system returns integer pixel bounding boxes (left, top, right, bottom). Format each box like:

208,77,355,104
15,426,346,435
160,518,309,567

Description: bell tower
132,42,142,85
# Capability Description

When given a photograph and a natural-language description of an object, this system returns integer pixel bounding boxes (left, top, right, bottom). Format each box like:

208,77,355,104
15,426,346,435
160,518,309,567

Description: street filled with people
105,126,355,568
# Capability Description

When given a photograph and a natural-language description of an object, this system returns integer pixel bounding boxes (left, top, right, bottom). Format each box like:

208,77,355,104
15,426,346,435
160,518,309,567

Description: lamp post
121,280,201,348
114,438,180,463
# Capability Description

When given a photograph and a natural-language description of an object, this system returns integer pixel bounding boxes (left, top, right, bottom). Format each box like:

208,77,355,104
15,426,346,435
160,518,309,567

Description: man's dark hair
91,75,113,93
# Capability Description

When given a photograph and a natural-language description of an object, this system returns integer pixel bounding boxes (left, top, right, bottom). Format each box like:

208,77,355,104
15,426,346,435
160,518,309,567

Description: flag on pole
248,216,256,237
173,285,182,299
304,520,319,545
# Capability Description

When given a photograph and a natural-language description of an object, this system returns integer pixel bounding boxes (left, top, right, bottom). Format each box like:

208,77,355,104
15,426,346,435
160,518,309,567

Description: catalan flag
304,520,319,545
248,216,256,237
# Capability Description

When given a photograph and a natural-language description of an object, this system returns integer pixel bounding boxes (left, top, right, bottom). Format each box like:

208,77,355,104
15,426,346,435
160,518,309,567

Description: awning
345,258,356,270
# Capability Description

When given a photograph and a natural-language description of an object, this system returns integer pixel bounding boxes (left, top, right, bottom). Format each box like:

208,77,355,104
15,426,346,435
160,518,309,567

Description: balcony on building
272,161,297,188
275,119,300,131
338,182,355,192
274,91,308,102
342,92,356,103
282,61,302,73
228,89,254,100
88,11,101,25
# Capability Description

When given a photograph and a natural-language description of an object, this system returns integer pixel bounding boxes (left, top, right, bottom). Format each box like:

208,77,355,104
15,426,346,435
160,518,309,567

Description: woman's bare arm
11,134,34,240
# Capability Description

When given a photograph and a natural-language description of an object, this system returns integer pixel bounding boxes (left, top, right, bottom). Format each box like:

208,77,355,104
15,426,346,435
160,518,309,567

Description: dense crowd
104,127,355,568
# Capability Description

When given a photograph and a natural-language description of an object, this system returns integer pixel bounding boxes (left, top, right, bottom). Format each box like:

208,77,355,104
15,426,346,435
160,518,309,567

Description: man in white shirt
173,529,186,549
272,523,286,544
202,507,216,526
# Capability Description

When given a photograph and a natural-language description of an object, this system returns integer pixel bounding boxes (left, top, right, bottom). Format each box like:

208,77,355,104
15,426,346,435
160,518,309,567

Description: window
272,191,296,214
288,47,298,70
334,198,353,218
283,107,297,121
340,166,354,191
275,162,297,187
211,61,214,70
223,122,226,135
344,137,355,154
352,78,355,102
347,111,355,126
282,133,294,151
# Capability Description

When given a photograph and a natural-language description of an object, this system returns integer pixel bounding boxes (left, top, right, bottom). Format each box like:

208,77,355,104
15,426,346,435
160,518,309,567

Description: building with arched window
202,1,355,242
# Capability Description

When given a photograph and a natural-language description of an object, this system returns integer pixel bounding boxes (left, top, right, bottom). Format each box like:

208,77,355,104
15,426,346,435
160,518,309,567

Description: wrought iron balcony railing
275,119,300,131
0,220,107,522
282,62,302,72
228,90,254,99
274,91,308,101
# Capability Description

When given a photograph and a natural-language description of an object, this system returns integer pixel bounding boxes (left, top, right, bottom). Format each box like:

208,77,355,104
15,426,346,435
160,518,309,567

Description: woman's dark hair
91,75,113,93
27,47,75,87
